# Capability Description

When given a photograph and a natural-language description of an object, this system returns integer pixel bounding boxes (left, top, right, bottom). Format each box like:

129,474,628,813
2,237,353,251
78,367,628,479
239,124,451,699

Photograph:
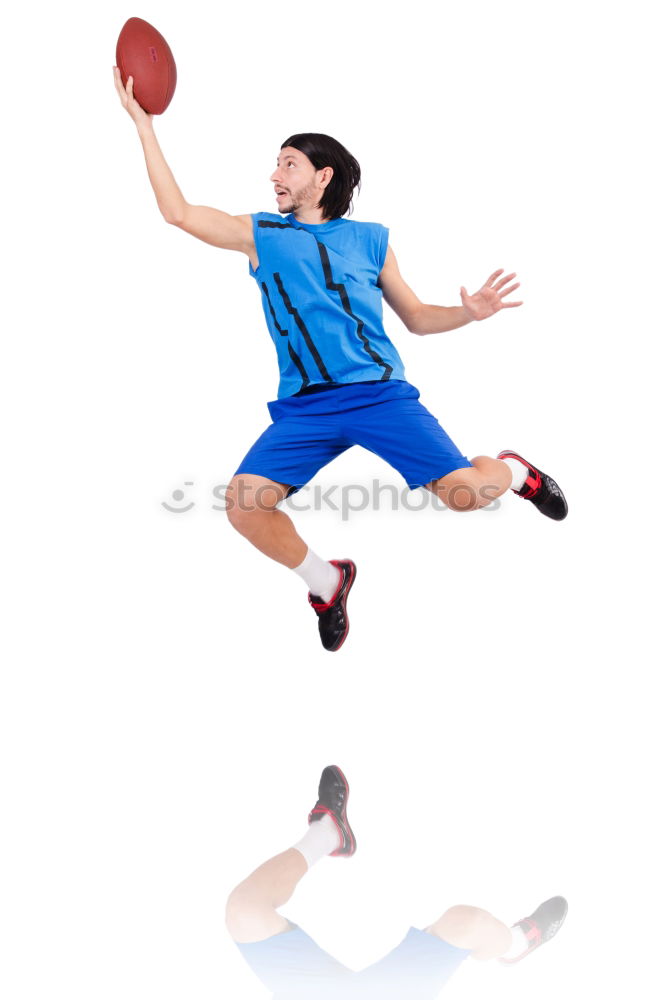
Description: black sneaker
498,450,568,521
500,896,568,964
308,765,356,857
308,559,357,652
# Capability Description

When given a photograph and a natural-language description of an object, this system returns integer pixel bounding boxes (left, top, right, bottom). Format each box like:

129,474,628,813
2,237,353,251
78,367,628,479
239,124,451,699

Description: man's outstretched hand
113,67,154,132
460,269,523,321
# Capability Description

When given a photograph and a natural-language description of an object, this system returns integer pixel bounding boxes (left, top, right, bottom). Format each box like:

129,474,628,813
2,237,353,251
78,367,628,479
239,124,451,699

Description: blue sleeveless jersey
249,212,407,398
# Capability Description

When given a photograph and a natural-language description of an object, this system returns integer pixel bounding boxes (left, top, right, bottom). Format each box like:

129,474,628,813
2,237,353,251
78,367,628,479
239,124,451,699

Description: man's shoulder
252,211,292,226
342,218,389,246
250,213,387,231
343,217,387,229
343,219,390,270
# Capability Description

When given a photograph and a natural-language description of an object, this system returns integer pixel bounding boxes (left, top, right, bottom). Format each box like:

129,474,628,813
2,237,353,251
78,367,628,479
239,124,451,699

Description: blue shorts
233,380,472,493
235,924,470,999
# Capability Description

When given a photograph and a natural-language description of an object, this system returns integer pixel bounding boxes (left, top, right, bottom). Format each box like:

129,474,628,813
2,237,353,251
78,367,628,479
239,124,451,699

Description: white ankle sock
503,457,528,492
292,548,341,602
293,814,340,869
502,924,529,960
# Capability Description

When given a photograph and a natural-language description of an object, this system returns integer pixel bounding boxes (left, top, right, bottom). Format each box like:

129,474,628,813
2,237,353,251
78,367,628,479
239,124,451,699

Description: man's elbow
162,203,187,227
406,306,426,335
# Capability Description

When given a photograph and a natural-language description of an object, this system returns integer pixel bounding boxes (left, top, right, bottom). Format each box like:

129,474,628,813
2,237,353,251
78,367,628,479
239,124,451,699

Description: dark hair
280,133,361,220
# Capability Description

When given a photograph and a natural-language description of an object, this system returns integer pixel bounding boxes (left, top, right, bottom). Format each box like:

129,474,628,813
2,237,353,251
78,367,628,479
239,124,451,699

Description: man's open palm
460,269,523,321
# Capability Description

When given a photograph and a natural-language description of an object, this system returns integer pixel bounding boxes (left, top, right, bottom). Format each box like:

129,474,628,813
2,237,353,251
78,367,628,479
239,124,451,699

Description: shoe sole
310,764,357,856
327,560,357,653
328,764,356,856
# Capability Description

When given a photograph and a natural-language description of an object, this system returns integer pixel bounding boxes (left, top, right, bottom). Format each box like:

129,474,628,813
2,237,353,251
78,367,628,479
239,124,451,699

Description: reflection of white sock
293,814,340,869
503,458,528,492
293,548,341,602
502,924,529,960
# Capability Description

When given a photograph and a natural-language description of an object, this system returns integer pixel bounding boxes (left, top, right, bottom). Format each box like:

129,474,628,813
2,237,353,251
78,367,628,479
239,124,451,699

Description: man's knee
225,885,287,944
446,482,482,512
226,497,256,534
428,475,498,512
428,478,481,512
435,904,488,946
225,476,281,531
225,884,259,939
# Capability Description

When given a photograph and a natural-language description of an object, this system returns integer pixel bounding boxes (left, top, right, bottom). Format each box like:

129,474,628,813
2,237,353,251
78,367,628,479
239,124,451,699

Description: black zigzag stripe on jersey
258,220,330,383
260,282,311,391
314,240,393,381
273,273,334,383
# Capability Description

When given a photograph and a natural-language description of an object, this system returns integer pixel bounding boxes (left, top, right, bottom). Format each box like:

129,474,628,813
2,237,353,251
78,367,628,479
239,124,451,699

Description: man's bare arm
378,246,522,335
378,247,472,335
114,68,256,261
170,205,255,257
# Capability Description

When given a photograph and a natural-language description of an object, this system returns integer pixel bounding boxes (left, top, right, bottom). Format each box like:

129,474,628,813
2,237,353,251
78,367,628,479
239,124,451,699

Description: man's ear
319,166,334,189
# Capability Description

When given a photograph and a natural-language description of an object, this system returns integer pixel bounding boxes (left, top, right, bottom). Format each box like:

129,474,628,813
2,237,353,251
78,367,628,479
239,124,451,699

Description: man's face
270,147,330,215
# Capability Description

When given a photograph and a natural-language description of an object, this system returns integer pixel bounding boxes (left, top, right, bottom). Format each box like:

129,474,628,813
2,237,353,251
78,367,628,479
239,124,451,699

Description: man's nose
270,168,281,183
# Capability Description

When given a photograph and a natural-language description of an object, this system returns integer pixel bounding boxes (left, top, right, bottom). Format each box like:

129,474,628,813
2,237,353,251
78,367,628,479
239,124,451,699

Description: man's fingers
501,300,524,308
112,67,126,100
499,282,520,298
485,269,504,286
494,272,516,292
113,67,132,106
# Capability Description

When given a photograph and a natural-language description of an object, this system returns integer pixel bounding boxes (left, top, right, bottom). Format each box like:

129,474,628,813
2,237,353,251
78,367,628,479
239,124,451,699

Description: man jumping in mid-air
115,70,568,652
226,765,568,999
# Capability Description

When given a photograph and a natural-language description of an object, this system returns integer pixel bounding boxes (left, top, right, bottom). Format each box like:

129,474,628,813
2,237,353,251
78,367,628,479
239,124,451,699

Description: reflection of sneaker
500,896,569,964
497,450,568,521
308,765,356,857
308,559,357,652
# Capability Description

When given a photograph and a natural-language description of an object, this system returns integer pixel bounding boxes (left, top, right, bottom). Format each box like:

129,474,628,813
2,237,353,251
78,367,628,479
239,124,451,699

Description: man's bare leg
427,452,568,520
225,473,307,568
426,456,512,512
225,474,354,650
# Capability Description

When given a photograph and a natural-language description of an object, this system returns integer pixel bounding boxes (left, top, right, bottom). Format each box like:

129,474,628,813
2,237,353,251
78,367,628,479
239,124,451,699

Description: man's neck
291,206,331,225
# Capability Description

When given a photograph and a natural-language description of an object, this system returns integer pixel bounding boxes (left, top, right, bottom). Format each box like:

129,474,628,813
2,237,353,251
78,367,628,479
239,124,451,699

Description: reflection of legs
357,897,566,998
426,905,512,960
227,766,353,944
427,895,568,964
226,849,308,944
227,844,353,995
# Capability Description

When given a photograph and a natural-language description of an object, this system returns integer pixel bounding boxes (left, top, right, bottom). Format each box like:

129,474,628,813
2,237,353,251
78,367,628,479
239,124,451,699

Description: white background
2,1,660,997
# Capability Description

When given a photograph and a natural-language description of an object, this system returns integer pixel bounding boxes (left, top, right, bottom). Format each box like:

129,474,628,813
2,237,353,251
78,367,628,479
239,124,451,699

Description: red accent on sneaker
500,918,543,965
520,468,542,499
498,450,542,499
308,766,355,856
521,918,542,945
